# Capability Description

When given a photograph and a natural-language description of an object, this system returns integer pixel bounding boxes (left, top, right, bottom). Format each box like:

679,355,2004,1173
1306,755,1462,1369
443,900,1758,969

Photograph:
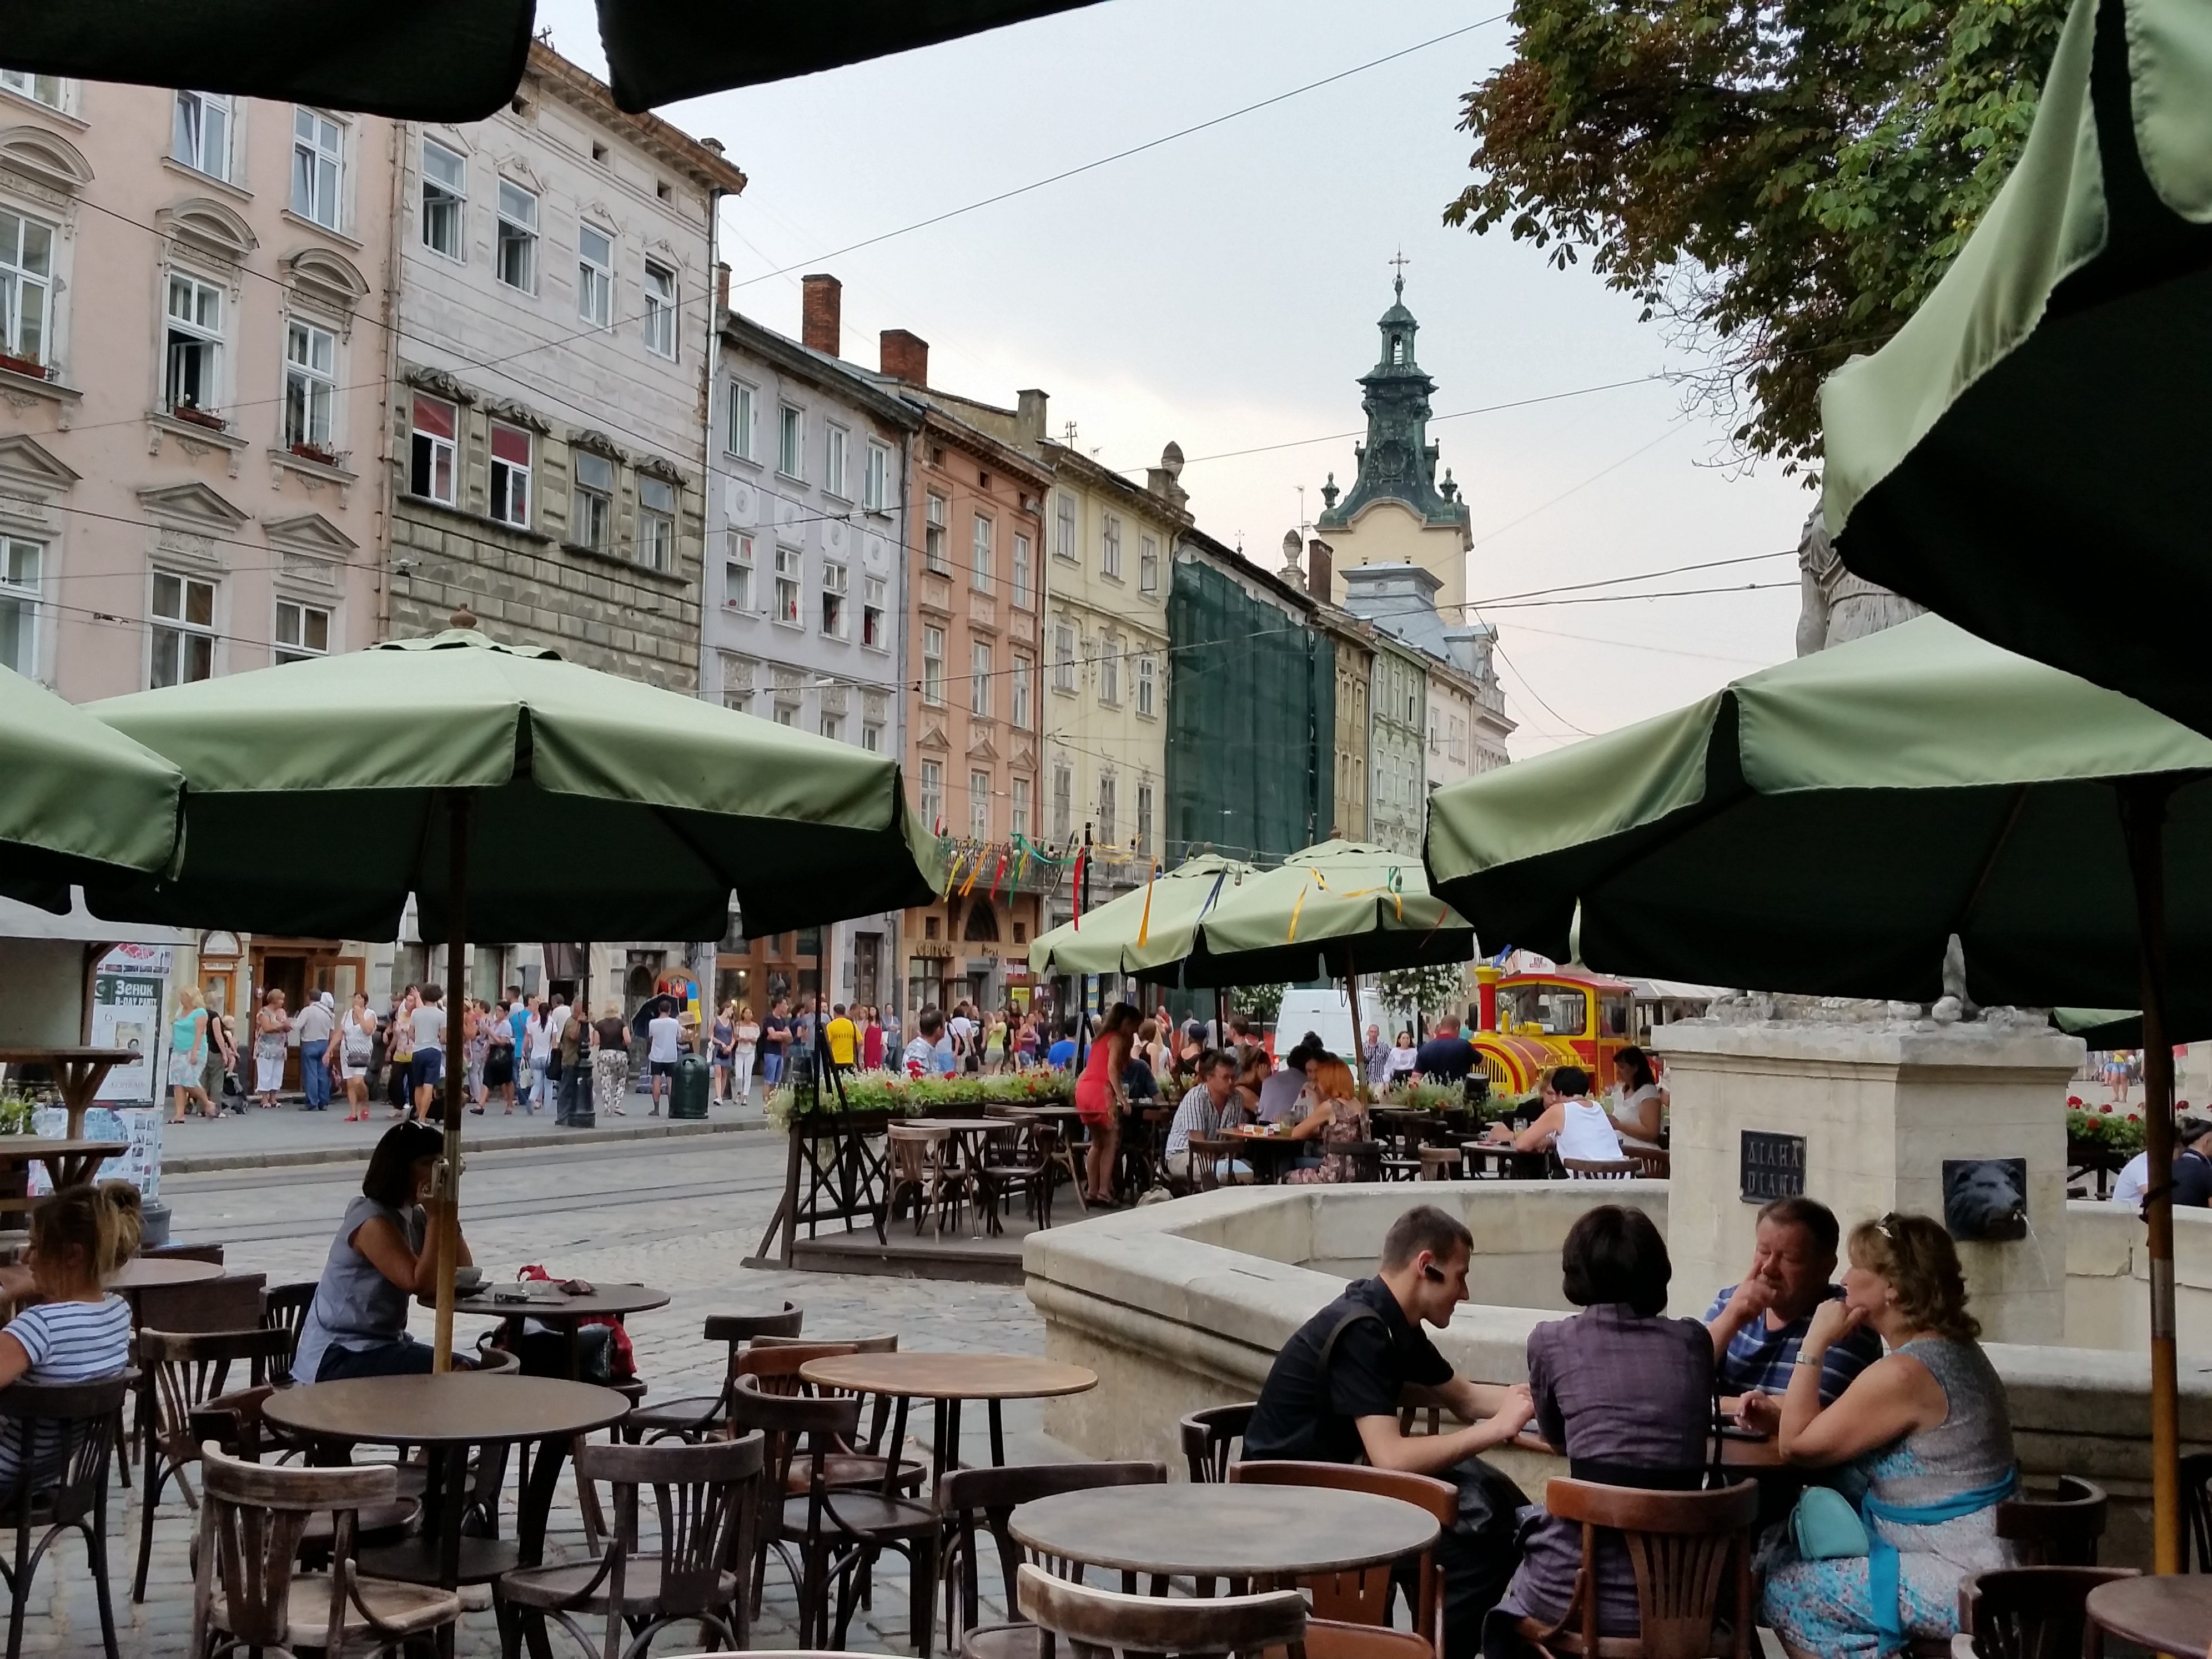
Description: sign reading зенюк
1740,1130,1806,1204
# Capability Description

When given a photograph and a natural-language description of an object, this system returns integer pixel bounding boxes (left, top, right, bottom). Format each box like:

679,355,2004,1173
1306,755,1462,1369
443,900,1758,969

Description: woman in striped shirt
0,1186,135,1480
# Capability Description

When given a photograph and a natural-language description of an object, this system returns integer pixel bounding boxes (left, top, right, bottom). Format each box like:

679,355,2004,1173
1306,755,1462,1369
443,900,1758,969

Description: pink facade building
0,72,393,701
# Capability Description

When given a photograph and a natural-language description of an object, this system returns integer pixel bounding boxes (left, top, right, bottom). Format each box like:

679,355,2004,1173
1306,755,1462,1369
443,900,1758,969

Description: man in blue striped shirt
1702,1195,1883,1434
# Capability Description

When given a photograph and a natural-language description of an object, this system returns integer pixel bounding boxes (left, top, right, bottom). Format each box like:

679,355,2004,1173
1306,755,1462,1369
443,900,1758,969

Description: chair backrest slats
198,1444,394,1650
577,1432,764,1620
937,1461,1167,1643
1537,1479,1759,1659
1179,1403,1255,1483
1231,1461,1454,1635
1017,1562,1305,1658
0,1374,132,1529
1959,1564,2139,1659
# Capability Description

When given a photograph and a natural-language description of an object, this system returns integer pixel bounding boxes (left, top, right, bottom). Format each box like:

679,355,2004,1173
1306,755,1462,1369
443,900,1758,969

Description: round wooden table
799,1350,1095,1477
453,1282,670,1381
2085,1573,2212,1653
1011,1483,1440,1586
265,1373,629,1615
107,1257,224,1293
1225,1124,1309,1183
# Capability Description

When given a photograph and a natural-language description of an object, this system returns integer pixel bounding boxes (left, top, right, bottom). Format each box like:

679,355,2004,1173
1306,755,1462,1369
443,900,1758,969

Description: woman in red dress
1075,1003,1140,1205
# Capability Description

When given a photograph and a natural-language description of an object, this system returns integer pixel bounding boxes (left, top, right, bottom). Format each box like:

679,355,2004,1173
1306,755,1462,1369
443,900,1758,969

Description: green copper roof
1318,276,1470,532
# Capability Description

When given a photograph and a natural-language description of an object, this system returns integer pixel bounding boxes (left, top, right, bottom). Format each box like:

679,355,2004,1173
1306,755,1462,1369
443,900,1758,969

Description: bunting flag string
1135,858,1160,948
986,848,1009,903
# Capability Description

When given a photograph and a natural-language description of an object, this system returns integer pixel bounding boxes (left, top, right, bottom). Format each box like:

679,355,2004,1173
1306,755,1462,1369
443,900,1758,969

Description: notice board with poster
28,1105,163,1201
90,944,171,1105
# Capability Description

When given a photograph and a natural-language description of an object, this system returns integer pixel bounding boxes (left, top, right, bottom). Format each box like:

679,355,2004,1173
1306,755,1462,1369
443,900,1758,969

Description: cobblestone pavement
23,1135,1053,1657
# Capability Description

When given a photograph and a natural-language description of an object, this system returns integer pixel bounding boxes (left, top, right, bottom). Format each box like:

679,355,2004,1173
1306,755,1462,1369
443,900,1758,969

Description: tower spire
1389,247,1409,300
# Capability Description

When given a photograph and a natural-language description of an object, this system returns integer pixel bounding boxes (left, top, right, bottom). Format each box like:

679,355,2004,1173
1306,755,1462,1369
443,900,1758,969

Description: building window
275,600,330,664
1007,535,1033,612
724,532,753,610
862,576,886,648
821,712,842,743
1098,638,1120,706
1011,655,1031,730
1055,492,1077,562
970,514,992,591
150,572,216,687
1011,776,1030,838
1136,781,1153,856
777,404,802,477
0,537,39,675
923,492,948,574
862,722,882,753
825,424,848,499
496,179,537,290
1136,653,1156,717
173,91,232,180
420,138,465,258
1098,774,1117,846
1051,762,1072,840
774,702,797,727
971,641,992,717
163,273,223,416
576,224,613,326
488,421,531,526
821,561,847,637
969,770,993,838
291,107,343,230
920,761,944,828
638,474,675,571
282,320,335,450
571,449,613,550
409,394,456,502
726,381,754,459
0,209,51,367
0,71,62,108
864,441,888,510
1140,534,1159,595
1052,624,1076,693
642,260,676,357
921,625,945,705
1101,515,1121,579
772,546,801,623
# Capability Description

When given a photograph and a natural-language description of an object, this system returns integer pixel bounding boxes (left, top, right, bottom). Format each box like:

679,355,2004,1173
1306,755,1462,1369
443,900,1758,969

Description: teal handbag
1790,1485,1870,1559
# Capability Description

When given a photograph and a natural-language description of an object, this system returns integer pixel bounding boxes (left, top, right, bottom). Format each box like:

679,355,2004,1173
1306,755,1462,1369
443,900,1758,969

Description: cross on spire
1389,248,1410,297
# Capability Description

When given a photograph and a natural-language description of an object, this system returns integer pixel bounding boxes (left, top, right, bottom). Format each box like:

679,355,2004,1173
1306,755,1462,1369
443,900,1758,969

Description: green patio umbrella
0,663,182,913
1026,853,1254,980
1179,840,1475,1061
1,0,1107,120
1821,0,2212,739
84,619,944,1366
1422,612,2212,1566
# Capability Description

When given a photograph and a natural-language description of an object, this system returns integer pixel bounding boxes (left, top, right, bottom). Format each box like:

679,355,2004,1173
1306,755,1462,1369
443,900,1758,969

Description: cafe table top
1011,1483,1439,1580
2085,1573,2212,1654
107,1257,225,1292
453,1281,670,1321
264,1373,630,1447
799,1350,1097,1402
0,1138,128,1165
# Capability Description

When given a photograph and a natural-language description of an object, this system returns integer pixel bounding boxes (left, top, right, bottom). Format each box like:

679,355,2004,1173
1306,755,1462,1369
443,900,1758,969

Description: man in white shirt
1163,1051,1253,1185
295,992,337,1111
409,985,449,1123
647,1002,685,1116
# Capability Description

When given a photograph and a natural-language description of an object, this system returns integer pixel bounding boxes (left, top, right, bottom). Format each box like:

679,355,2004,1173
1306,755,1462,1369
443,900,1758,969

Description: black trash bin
668,1052,710,1119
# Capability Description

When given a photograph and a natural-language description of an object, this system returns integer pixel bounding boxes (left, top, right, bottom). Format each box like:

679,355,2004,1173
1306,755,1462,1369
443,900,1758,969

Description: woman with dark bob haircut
291,1120,475,1382
1483,1205,1714,1657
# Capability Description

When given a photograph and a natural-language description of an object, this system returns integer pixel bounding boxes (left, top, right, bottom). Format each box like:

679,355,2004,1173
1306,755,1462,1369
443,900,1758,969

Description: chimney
801,273,841,358
879,328,928,385
1306,537,1334,605
1016,389,1049,445
715,261,730,313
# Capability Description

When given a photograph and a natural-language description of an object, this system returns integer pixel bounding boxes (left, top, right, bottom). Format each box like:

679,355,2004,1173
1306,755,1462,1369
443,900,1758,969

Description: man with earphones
1245,1204,1537,1659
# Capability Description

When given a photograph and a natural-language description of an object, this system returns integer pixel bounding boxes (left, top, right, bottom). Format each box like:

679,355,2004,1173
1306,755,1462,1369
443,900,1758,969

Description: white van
1271,986,1416,1063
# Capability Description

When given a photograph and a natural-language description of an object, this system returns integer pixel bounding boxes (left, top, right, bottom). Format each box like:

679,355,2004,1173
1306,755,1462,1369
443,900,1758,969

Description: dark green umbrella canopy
0,664,184,914
1028,853,1254,979
1822,0,2212,736
1166,839,1475,988
1423,615,2212,1024
81,625,943,942
0,0,1105,119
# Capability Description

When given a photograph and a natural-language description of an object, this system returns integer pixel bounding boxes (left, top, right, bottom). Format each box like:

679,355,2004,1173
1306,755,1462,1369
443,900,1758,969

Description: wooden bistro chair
499,1431,765,1659
191,1445,461,1659
1954,1564,2139,1659
258,1280,318,1386
1188,1134,1243,1194
133,1323,293,1602
1015,1561,1307,1659
1993,1475,2107,1566
1179,1403,1255,1484
0,1374,133,1659
187,1385,422,1570
938,1459,1167,1656
890,1124,966,1236
1512,1477,1759,1659
730,1374,939,1653
1561,1159,1641,1182
976,1121,1055,1236
622,1304,806,1445
1231,1461,1455,1657
737,1337,924,1497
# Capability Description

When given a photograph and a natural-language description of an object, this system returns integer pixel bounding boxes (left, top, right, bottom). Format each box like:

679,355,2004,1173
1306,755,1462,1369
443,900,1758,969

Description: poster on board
91,944,171,1105
28,1105,163,1201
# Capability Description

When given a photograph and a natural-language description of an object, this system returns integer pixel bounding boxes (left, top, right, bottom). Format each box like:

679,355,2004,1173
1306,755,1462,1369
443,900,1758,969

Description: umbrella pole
1345,948,1363,1084
432,792,470,1374
2123,783,2179,1572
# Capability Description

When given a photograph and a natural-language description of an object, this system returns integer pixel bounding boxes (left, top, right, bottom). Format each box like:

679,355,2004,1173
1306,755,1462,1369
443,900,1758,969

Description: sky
541,0,1813,754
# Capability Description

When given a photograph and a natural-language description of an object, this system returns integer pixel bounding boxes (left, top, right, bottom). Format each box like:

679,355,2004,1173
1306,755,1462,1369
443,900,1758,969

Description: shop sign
91,945,170,1105
1739,1130,1806,1204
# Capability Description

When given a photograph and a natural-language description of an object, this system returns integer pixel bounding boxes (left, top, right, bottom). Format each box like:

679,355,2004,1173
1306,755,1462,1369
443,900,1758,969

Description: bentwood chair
1561,1158,1641,1181
0,1375,133,1659
938,1460,1165,1656
187,1385,421,1568
1178,1404,1255,1484
1955,1565,2139,1658
258,1281,318,1386
1015,1562,1307,1659
622,1304,806,1445
1994,1476,2107,1566
1232,1461,1454,1656
133,1324,293,1601
1513,1478,1758,1659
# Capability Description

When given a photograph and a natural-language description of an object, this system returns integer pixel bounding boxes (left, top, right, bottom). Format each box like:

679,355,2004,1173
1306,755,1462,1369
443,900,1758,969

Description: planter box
0,351,46,380
169,405,228,432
